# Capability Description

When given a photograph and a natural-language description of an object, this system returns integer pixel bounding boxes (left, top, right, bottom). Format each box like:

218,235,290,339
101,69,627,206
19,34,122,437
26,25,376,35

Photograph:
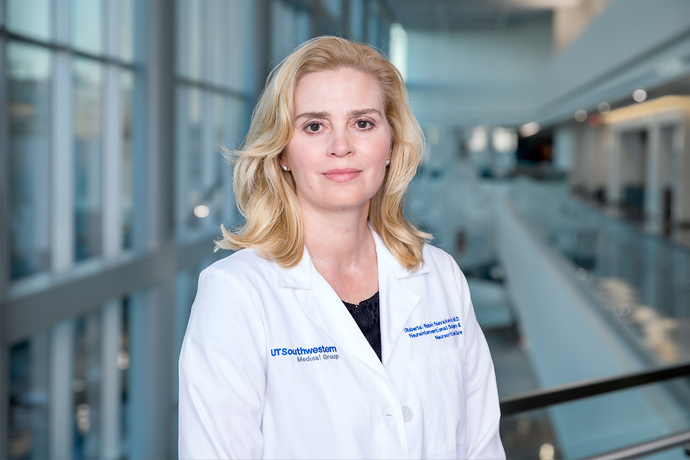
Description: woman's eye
307,123,321,132
356,120,372,129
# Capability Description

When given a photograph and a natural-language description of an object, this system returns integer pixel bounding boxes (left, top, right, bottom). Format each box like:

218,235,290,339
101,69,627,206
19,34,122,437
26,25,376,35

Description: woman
179,36,505,460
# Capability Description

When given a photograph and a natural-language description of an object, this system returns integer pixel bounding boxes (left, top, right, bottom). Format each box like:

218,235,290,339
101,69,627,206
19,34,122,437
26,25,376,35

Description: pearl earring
385,159,390,165
282,165,289,171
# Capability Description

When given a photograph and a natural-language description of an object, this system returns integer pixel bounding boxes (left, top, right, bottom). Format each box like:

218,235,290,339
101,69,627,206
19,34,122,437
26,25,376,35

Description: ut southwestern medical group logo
271,345,339,363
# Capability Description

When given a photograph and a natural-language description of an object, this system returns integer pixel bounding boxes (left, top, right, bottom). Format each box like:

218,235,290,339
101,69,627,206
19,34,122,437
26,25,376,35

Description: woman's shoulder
202,248,274,283
421,243,461,270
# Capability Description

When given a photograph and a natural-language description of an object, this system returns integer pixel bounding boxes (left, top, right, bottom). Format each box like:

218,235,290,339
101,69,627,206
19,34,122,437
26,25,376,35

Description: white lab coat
179,230,505,460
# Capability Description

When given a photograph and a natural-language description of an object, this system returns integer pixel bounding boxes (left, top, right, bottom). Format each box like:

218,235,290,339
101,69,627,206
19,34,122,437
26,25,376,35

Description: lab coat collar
273,227,430,288
370,228,430,279
274,227,430,370
274,247,314,290
370,230,430,363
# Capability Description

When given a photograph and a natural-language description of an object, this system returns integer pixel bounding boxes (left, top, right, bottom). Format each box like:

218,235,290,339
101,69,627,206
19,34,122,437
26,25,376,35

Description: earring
385,159,390,165
282,165,289,171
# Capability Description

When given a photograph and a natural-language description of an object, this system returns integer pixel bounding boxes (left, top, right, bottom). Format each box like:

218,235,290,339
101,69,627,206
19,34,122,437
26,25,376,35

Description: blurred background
1,0,690,459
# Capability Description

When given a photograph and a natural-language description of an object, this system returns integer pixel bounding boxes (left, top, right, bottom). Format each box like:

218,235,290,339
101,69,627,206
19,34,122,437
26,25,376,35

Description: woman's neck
300,203,379,304
302,205,374,271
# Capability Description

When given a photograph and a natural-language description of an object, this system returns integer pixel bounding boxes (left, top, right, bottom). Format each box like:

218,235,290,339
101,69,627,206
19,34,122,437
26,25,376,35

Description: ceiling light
597,102,611,114
194,204,210,218
574,109,587,122
492,127,518,152
633,89,647,103
519,122,540,137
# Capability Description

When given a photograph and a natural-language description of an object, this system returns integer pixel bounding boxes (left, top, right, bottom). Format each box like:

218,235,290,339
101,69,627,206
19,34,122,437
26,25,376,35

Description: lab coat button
402,406,413,422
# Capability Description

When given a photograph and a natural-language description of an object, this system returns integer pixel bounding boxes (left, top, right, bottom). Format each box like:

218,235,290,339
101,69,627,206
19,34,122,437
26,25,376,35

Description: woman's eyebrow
295,111,329,120
294,109,383,120
349,108,383,118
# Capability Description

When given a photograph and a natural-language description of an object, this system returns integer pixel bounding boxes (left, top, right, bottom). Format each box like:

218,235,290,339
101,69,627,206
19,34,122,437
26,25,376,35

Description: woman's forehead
293,69,385,112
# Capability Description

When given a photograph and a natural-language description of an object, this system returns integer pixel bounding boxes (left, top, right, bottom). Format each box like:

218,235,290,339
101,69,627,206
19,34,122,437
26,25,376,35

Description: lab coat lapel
275,248,387,377
372,231,430,365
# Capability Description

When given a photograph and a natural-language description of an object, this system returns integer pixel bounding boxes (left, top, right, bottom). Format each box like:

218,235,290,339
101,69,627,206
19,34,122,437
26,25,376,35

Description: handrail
577,429,690,460
500,362,690,417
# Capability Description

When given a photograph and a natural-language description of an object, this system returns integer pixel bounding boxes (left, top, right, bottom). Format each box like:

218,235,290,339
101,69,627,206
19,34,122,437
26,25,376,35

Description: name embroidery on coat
404,316,462,340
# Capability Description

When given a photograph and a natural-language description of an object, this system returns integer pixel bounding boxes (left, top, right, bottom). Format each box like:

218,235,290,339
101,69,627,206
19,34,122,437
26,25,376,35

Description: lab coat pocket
409,347,466,458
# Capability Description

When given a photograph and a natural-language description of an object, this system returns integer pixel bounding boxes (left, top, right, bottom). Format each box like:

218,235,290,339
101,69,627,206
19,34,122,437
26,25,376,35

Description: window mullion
0,0,8,451
201,0,214,230
51,0,74,272
100,2,122,451
0,0,9,289
103,64,123,257
175,87,189,233
201,92,215,231
49,320,76,459
99,300,122,459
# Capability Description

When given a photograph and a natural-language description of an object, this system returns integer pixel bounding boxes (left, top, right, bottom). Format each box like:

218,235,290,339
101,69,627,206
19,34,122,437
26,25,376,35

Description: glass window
222,97,245,227
6,0,52,41
7,42,52,279
210,96,226,224
227,3,248,92
296,9,310,45
367,1,379,47
71,0,104,54
271,1,297,65
119,297,131,459
176,87,203,233
209,0,226,86
176,0,202,79
349,0,364,41
321,0,343,20
73,313,101,459
119,0,134,62
121,71,134,250
8,334,50,460
73,59,103,261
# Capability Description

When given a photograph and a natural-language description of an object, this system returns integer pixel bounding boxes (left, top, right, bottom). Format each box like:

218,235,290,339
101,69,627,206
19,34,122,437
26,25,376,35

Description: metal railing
499,362,690,459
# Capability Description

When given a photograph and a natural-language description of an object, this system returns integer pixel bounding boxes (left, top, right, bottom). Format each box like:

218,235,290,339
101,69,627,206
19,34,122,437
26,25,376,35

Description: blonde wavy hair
217,35,430,270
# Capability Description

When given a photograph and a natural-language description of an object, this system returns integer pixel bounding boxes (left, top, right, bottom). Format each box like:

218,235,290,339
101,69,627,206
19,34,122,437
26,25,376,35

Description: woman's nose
329,128,354,157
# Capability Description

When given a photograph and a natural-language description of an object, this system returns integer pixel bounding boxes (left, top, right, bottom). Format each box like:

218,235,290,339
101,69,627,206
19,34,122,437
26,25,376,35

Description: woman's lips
323,168,361,182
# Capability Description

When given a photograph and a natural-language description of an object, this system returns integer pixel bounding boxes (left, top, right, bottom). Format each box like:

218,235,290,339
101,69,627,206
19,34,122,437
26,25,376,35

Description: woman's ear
278,152,290,172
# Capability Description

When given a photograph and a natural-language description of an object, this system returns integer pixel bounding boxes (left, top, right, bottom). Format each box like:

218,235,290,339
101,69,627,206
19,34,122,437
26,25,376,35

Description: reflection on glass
514,180,690,365
71,0,103,54
7,43,52,279
7,0,51,41
73,59,103,261
73,314,101,459
8,334,50,460
121,71,134,250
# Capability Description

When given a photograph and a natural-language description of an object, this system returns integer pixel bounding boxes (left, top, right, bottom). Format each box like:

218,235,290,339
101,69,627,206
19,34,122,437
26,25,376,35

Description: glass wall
175,0,251,237
4,0,137,279
1,1,392,458
7,43,52,279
